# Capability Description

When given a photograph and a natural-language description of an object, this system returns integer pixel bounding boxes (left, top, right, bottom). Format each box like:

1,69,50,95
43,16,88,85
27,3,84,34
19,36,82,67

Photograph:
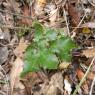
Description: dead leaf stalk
63,8,70,36
72,56,95,95
89,76,95,95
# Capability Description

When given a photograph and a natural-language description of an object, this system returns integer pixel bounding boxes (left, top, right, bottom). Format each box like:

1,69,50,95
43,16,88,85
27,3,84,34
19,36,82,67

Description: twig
89,76,95,95
63,8,70,36
71,11,87,38
0,25,31,30
88,0,95,7
0,9,33,20
72,56,95,95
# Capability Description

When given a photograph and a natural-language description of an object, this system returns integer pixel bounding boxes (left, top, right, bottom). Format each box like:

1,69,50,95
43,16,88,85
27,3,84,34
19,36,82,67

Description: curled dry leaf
82,48,95,58
65,2,80,26
14,37,28,58
10,57,24,95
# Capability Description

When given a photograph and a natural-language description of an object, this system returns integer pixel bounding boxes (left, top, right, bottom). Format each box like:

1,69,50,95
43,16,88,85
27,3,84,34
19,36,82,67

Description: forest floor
0,0,95,95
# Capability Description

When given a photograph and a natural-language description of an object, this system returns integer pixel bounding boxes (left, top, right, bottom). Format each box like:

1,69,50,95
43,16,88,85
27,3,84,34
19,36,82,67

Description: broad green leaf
45,29,58,41
21,22,77,77
38,49,59,69
33,21,44,33
33,21,44,42
21,48,59,77
37,39,49,48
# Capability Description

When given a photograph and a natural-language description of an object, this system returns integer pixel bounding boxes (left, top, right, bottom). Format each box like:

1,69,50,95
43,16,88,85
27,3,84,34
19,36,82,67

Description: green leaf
21,48,59,77
38,49,59,69
33,21,45,42
21,22,77,77
45,29,58,41
50,37,77,62
37,39,49,48
33,21,44,33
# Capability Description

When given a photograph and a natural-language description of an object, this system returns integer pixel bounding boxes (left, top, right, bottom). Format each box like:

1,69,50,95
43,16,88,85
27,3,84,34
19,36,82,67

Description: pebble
0,47,9,64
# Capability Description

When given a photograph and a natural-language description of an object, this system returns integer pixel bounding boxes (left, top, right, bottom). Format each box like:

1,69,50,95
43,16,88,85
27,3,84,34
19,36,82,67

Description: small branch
72,57,95,95
89,76,95,95
0,25,31,30
71,11,87,38
0,9,33,20
88,0,95,7
63,8,70,36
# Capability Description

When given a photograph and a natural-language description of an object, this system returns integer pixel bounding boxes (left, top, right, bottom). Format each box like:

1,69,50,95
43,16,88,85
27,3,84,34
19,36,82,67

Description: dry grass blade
89,76,95,95
72,57,95,95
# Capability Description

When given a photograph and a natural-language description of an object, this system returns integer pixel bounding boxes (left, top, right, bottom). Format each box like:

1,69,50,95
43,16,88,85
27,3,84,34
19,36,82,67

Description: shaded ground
0,0,95,95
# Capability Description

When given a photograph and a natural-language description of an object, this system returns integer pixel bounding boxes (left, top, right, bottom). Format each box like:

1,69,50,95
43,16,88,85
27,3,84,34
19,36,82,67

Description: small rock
3,29,11,42
0,29,4,39
0,47,9,64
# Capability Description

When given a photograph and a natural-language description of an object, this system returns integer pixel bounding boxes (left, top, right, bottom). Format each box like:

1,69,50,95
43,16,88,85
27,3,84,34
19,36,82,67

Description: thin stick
89,76,95,95
71,11,87,38
72,57,95,95
0,9,33,20
72,11,87,33
88,0,95,7
0,25,31,30
63,8,70,36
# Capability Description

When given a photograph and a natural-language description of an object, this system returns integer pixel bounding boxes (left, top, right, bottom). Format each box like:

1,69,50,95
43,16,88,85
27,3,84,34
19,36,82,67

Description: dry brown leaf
10,57,24,95
40,72,63,95
76,69,95,81
21,72,44,95
21,4,32,25
65,3,80,26
82,48,95,58
14,38,28,58
76,69,85,80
